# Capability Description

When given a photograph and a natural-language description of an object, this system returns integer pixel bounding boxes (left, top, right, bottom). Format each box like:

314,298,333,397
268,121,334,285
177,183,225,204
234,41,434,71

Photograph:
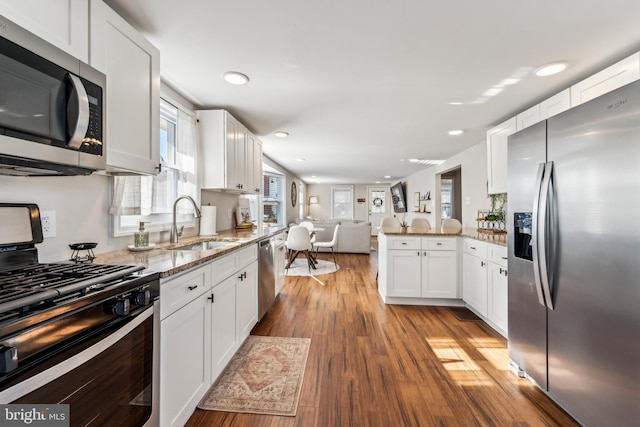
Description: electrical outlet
41,210,56,238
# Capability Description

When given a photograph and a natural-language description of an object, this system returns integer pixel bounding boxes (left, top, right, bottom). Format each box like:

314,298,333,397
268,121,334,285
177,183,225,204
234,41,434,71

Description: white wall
307,183,377,222
399,141,491,229
0,174,131,262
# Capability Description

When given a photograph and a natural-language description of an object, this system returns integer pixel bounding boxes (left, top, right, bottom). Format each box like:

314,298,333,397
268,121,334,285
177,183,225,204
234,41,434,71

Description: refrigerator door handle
538,161,555,310
531,162,547,307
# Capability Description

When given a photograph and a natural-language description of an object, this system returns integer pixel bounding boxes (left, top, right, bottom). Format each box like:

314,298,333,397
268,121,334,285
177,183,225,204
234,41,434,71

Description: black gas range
0,203,159,427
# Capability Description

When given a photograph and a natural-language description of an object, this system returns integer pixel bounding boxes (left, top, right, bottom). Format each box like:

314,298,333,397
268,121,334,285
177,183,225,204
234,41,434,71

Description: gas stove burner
69,242,97,263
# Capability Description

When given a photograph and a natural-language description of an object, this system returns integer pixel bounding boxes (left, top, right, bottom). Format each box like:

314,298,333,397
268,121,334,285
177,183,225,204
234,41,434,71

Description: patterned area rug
285,259,339,276
198,336,311,416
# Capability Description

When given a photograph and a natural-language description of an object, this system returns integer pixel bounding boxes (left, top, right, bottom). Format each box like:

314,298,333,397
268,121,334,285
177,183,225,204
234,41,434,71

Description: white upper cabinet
89,0,160,175
198,109,262,194
516,105,541,132
540,89,571,120
571,52,640,106
0,0,89,61
486,117,516,195
246,132,263,194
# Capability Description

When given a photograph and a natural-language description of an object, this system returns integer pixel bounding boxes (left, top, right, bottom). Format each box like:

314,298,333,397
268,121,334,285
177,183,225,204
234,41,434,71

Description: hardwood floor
186,248,578,427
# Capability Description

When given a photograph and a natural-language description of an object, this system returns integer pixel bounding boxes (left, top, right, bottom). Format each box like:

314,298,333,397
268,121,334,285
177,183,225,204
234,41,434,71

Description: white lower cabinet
462,238,508,337
237,260,258,342
463,239,488,317
487,245,508,335
274,237,286,296
160,264,212,427
380,235,459,302
160,244,259,427
387,249,422,297
160,291,212,427
210,274,238,381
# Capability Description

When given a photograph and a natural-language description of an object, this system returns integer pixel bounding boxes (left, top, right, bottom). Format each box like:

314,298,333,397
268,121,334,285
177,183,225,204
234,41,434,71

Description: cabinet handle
436,242,442,246
401,242,407,245
208,294,215,303
470,246,476,250
480,261,486,267
187,285,198,291
501,256,508,260
423,251,427,256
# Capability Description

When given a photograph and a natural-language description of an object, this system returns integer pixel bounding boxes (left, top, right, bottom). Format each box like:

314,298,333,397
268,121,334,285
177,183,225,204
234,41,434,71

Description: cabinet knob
480,261,486,267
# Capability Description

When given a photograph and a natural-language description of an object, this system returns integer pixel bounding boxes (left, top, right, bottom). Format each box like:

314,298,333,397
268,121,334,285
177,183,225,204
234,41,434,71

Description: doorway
367,186,390,236
440,168,462,223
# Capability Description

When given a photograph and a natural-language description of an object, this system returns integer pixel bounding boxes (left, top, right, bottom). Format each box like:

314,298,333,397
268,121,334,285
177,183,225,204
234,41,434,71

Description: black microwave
0,15,106,176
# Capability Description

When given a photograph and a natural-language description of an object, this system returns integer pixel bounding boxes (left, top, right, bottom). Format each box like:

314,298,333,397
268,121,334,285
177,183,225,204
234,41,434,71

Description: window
331,185,354,219
263,172,283,226
110,98,198,237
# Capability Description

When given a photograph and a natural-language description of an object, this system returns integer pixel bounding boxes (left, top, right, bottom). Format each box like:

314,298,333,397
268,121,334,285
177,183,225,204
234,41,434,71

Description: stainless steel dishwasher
258,237,276,320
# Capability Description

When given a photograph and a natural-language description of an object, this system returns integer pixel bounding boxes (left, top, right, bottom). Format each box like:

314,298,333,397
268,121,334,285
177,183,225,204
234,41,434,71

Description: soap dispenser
134,222,149,248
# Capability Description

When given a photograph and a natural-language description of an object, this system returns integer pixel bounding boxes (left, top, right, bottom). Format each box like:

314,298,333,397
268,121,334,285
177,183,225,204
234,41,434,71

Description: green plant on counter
489,193,507,220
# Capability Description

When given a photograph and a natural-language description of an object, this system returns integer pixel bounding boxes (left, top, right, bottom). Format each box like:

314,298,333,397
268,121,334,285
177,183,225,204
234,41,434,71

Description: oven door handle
0,305,153,403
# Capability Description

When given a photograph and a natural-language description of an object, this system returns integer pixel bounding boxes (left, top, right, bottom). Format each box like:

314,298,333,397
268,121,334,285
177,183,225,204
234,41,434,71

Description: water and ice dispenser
513,212,533,261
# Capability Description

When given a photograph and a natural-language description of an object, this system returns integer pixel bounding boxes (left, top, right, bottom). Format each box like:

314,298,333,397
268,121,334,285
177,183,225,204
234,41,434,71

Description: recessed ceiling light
449,102,464,105
408,158,445,165
274,131,289,138
384,175,391,179
376,181,381,184
223,71,249,85
295,158,306,162
448,129,465,136
534,62,568,77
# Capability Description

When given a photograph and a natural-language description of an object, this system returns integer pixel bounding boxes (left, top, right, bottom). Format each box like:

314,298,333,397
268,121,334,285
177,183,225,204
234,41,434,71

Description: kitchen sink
169,240,236,251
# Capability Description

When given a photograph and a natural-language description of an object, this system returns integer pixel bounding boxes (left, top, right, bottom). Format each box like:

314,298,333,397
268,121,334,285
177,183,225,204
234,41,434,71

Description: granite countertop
380,226,507,247
92,225,287,279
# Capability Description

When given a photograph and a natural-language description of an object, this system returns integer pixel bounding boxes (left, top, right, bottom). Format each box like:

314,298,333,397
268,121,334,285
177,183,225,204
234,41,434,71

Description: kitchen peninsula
378,226,508,337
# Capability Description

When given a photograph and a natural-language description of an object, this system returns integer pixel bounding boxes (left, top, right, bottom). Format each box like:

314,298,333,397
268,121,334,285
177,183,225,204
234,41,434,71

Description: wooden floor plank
185,249,579,427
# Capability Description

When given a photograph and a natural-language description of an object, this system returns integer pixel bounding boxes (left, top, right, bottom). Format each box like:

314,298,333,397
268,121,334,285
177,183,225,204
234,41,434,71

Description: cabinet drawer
488,244,508,267
237,244,258,268
161,264,211,320
211,244,258,284
387,237,421,250
463,238,488,258
422,238,456,251
211,252,240,285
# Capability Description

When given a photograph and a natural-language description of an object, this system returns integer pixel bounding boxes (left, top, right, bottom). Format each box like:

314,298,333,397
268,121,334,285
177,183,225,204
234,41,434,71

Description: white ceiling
105,0,640,184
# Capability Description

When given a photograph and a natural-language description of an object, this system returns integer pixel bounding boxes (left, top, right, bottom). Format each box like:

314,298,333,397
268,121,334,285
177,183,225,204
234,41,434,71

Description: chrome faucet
170,195,202,243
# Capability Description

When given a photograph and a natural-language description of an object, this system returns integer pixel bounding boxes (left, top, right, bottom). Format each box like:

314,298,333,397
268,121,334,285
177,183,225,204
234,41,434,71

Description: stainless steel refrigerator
507,80,640,426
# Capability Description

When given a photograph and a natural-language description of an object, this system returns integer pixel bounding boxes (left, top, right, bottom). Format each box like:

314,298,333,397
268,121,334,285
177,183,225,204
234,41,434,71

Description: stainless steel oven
0,204,159,427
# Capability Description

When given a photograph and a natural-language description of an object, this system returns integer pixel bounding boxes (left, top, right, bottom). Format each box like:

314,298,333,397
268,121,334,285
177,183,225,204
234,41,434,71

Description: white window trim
331,185,354,220
110,95,199,238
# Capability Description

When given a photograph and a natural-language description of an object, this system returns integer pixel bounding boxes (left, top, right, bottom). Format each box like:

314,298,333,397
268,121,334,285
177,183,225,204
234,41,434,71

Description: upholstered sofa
289,219,372,254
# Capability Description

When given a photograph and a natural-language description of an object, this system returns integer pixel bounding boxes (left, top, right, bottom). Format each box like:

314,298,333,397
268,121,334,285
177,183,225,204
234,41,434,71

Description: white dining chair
285,225,314,272
299,221,316,243
410,217,431,231
313,223,340,268
441,218,462,233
